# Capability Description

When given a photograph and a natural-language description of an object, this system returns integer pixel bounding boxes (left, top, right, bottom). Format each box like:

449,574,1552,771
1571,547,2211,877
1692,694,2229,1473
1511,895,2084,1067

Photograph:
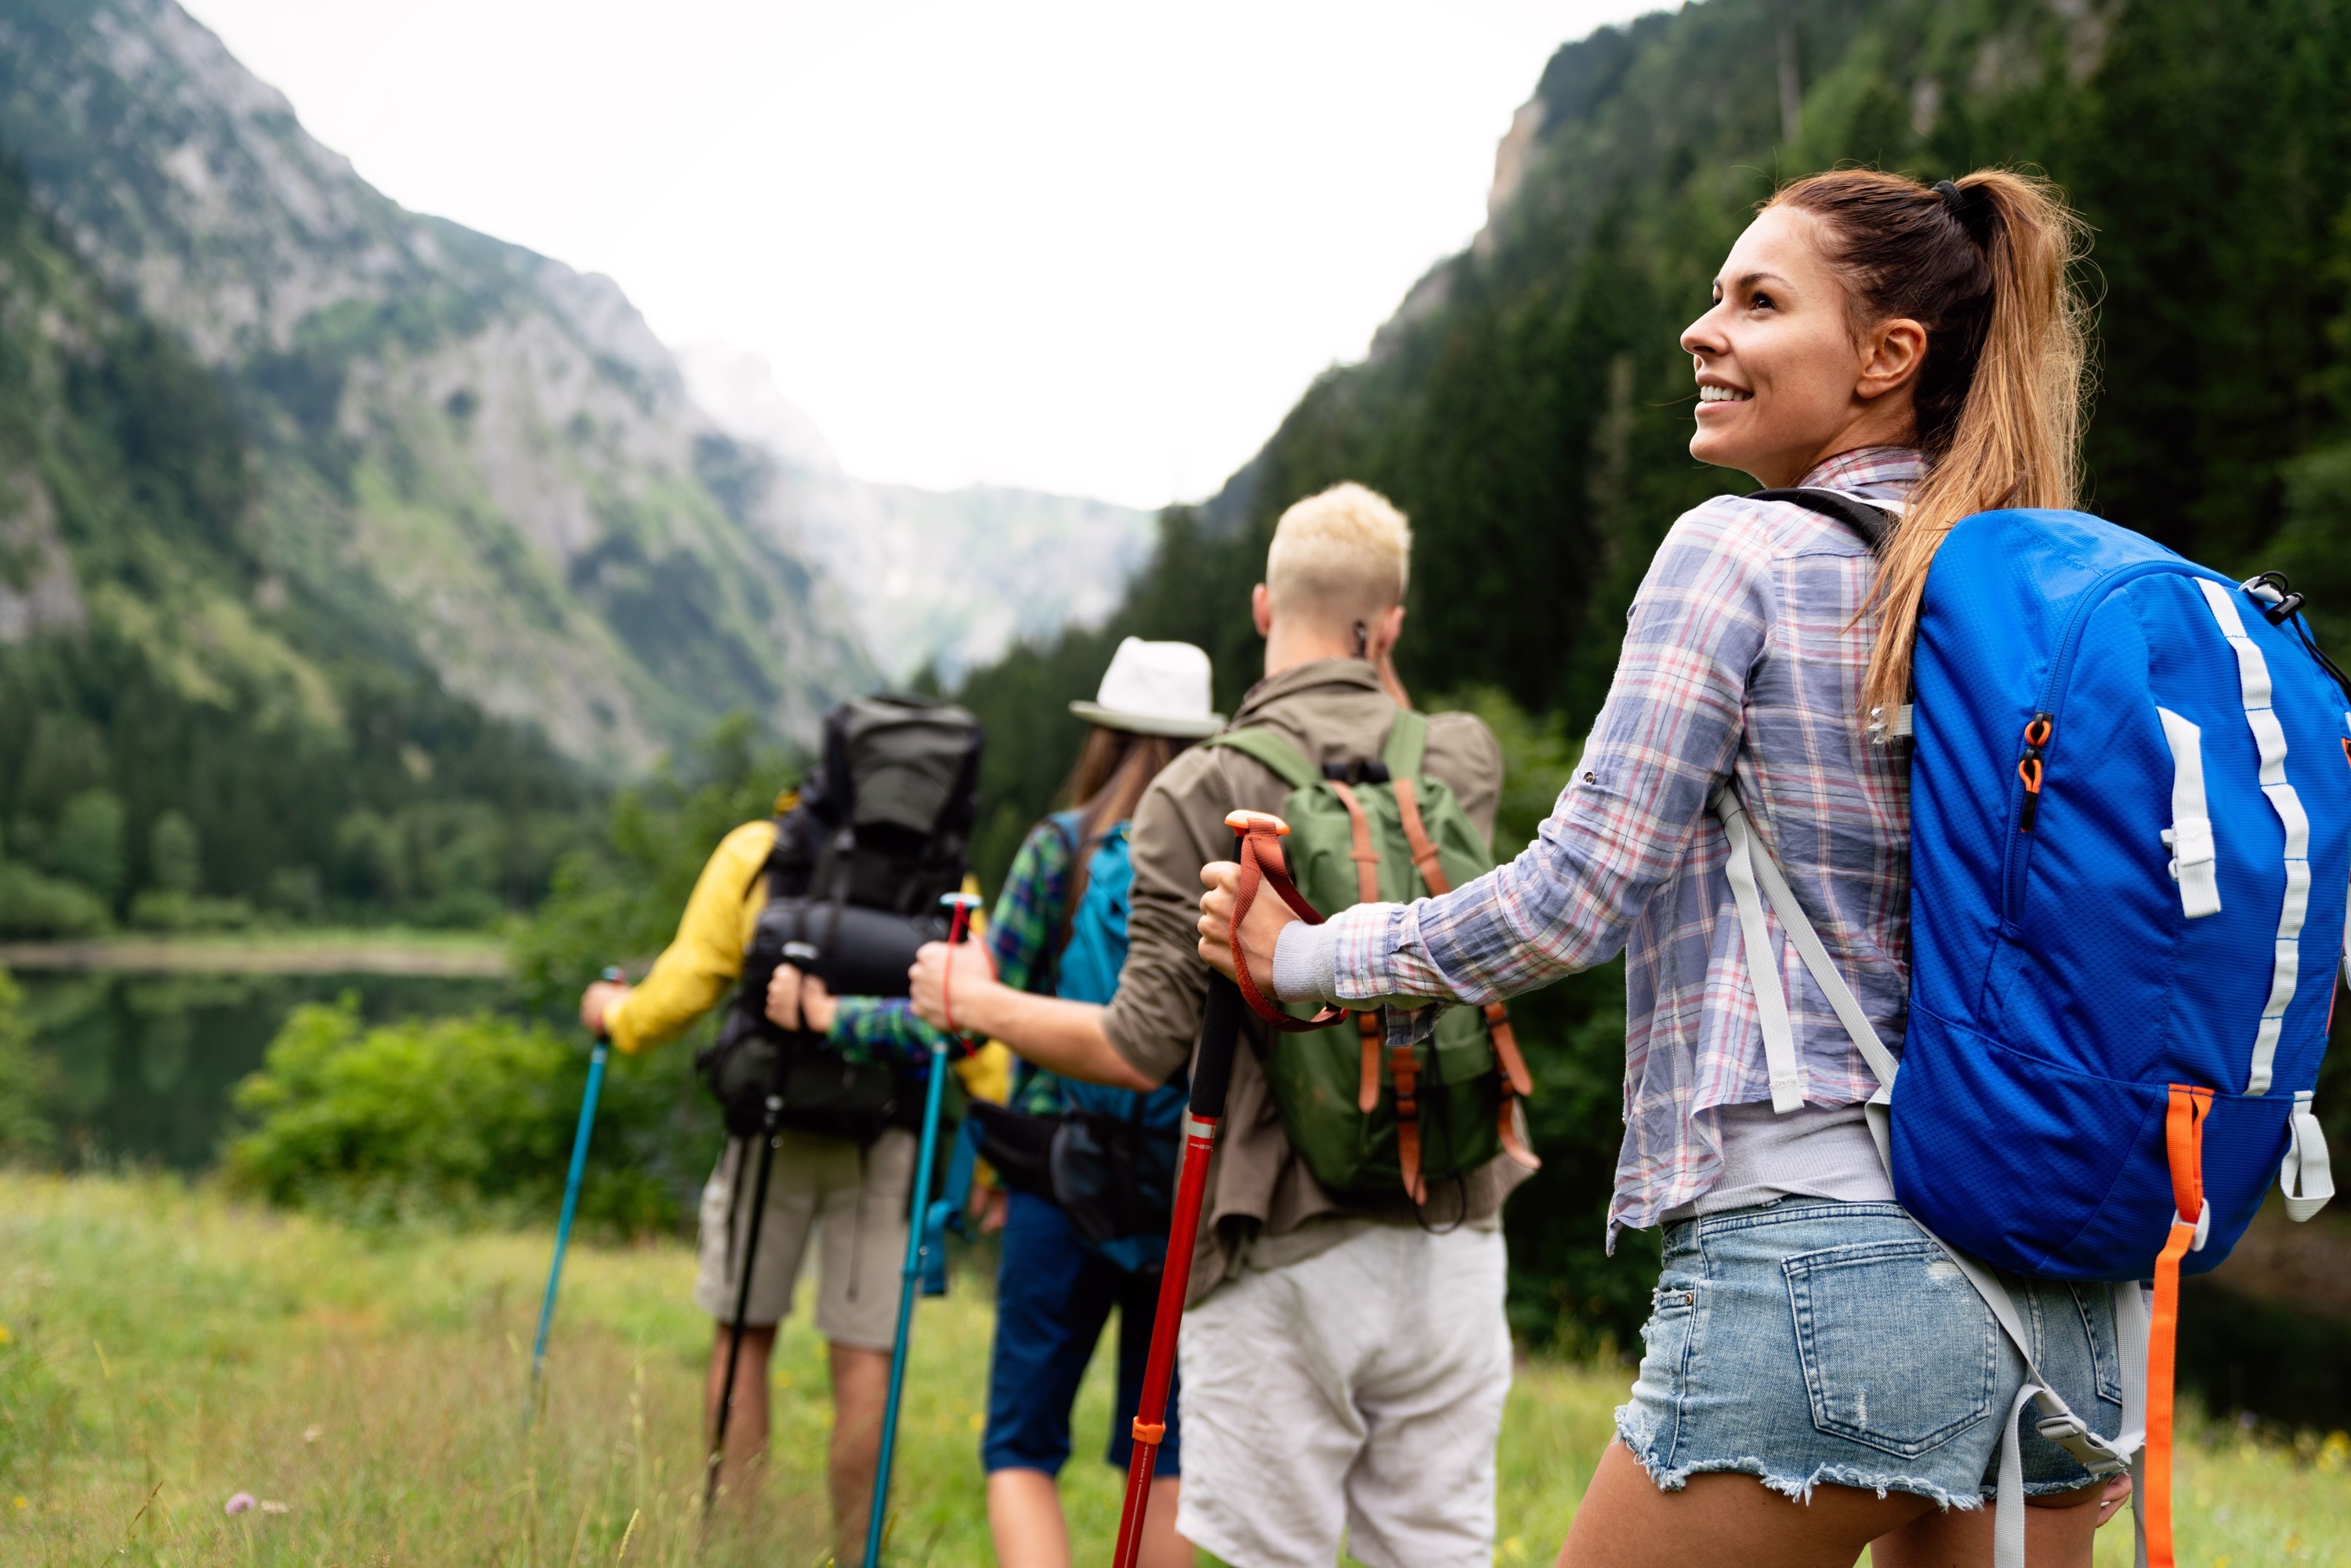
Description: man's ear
1857,317,1929,402
1252,583,1274,637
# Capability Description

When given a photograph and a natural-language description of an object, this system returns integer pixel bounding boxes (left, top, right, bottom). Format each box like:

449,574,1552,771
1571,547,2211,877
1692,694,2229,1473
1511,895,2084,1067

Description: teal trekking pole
862,892,981,1567
526,964,624,1425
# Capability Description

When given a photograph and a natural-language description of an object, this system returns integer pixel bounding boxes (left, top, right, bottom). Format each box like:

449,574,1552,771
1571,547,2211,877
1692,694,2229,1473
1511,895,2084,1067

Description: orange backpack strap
2146,1082,2213,1568
1225,811,1346,1033
1485,1003,1542,1171
1397,773,1541,1169
1391,775,1451,896
1328,781,1391,1114
1388,1041,1425,1204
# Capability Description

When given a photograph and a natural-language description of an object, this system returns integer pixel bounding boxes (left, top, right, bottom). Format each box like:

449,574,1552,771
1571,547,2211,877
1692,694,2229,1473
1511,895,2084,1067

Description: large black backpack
696,694,984,1143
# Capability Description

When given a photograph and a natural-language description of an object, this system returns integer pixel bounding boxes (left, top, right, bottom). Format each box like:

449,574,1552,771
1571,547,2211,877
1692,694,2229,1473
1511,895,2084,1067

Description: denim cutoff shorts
1617,1199,2124,1508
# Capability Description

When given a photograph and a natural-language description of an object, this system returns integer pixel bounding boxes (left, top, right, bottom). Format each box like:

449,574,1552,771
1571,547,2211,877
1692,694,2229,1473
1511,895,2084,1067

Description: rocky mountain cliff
0,0,875,770
676,344,1154,685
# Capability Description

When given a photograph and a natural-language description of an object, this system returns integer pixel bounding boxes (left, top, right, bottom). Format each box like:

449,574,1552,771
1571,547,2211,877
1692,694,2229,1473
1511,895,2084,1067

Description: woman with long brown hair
1203,169,2133,1565
911,638,1219,1568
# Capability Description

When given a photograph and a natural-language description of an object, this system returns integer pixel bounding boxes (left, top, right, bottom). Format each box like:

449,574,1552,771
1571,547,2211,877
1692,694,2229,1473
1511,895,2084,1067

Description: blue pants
983,1190,1180,1477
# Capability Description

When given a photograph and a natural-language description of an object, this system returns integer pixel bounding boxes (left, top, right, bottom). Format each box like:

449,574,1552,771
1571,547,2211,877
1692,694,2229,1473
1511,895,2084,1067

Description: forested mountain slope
954,0,2351,1346
0,151,590,932
968,0,2351,774
0,0,875,771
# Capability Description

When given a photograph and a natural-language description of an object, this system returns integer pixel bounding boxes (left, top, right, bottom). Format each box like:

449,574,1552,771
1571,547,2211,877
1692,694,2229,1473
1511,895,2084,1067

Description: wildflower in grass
224,1492,255,1515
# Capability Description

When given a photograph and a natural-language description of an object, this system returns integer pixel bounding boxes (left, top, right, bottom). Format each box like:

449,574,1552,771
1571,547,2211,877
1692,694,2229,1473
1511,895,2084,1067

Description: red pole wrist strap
1225,812,1344,1031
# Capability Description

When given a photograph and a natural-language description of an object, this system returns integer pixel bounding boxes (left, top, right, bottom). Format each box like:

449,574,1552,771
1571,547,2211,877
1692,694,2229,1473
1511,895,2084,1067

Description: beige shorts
692,1127,915,1351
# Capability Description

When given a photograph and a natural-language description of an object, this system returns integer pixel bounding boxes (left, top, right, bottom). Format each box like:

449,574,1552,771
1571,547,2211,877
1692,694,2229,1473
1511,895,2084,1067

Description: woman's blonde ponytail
1771,169,2092,716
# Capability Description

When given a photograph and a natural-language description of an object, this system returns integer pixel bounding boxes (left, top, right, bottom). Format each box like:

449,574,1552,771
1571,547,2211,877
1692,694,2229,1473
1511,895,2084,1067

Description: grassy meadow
0,1172,2340,1566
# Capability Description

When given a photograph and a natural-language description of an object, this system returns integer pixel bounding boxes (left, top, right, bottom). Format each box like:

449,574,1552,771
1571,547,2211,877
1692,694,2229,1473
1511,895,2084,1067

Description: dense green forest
0,150,598,936
955,0,2351,1346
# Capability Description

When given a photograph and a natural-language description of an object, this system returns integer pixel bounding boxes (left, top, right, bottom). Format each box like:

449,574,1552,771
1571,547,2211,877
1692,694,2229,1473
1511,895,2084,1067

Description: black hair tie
1934,178,1993,243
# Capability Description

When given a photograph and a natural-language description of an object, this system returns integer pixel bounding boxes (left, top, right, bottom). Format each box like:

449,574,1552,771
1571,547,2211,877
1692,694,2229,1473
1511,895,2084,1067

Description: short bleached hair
1265,482,1411,627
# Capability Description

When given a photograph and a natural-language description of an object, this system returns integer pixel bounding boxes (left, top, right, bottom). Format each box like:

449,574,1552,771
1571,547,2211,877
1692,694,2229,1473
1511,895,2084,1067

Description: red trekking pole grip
1109,881,1248,1566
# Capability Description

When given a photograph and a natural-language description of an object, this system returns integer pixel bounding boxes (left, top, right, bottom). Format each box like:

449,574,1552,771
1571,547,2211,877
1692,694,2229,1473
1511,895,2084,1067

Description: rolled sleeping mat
744,899,948,999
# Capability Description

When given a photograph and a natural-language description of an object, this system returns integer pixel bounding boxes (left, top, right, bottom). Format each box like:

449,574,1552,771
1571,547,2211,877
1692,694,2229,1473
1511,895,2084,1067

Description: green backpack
1205,708,1538,1204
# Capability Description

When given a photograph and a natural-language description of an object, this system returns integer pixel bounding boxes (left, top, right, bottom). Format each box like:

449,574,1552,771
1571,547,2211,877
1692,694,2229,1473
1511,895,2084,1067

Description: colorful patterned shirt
1326,447,1923,1242
833,812,1078,1099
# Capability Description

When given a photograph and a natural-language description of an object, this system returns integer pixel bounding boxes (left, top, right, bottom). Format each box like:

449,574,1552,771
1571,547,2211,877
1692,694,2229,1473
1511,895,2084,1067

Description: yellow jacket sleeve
952,1041,1014,1104
606,820,774,1055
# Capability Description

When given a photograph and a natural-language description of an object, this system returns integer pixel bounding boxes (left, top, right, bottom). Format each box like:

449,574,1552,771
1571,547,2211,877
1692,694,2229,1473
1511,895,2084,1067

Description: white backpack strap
1711,783,1904,1092
1712,778,2137,1568
2282,1089,2335,1221
2154,707,2222,919
2197,578,2312,1095
1714,784,1805,1111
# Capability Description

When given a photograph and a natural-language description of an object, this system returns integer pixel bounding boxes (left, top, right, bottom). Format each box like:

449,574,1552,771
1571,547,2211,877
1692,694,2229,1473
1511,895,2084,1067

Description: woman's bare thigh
1556,1443,2125,1568
1556,1442,1938,1567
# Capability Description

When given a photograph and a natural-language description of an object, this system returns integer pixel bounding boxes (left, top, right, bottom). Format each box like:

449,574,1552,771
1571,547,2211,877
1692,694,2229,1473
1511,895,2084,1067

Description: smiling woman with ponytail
1772,169,2092,719
1195,167,2126,1568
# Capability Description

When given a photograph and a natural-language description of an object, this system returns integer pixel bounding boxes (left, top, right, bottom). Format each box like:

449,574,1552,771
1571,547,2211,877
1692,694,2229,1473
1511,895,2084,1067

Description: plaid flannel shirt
1331,447,1923,1242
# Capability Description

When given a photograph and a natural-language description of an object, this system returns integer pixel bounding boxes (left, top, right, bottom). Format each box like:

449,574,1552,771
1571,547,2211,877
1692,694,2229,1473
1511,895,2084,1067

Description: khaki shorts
692,1127,915,1351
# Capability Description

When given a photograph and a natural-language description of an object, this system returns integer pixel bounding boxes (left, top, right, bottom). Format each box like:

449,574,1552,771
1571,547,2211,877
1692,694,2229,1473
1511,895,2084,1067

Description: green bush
48,790,125,902
0,968,55,1157
147,808,201,895
0,860,110,938
127,889,256,932
226,997,714,1233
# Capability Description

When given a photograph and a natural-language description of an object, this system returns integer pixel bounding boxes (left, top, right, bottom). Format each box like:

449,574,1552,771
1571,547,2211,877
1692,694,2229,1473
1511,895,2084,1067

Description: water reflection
18,970,504,1171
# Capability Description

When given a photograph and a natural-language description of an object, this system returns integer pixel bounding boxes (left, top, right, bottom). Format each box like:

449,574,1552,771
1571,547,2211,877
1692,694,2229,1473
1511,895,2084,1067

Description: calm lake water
16,969,504,1171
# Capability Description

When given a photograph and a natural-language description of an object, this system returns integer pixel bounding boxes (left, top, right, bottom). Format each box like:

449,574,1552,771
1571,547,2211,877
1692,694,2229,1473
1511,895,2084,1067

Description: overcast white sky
183,1,1657,509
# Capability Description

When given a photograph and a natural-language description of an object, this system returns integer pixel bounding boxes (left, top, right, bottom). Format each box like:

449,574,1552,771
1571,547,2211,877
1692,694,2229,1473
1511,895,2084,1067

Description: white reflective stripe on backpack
2154,708,2221,919
1709,781,2140,1568
2197,578,2312,1095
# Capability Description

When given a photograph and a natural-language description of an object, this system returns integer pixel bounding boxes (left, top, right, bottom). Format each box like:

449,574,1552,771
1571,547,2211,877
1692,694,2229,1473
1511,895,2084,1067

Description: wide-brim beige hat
1069,636,1224,738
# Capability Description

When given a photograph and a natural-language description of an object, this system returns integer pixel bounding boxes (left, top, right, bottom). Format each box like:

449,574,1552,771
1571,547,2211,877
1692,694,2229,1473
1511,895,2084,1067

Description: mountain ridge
0,0,875,768
676,342,1154,685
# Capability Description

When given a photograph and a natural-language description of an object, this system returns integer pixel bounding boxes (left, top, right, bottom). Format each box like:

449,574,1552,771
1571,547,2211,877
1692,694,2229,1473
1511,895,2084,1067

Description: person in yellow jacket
578,811,1007,1559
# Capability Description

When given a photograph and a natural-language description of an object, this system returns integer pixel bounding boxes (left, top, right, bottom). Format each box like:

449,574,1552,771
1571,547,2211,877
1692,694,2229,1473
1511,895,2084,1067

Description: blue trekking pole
862,892,981,1568
526,964,624,1425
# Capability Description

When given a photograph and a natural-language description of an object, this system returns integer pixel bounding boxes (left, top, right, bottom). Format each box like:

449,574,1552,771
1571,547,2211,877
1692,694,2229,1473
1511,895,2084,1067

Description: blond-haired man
918,481,1517,1568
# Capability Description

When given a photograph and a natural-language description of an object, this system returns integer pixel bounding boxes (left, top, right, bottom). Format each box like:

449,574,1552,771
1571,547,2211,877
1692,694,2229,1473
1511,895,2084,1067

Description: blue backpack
1050,821,1190,1273
1718,498,2340,1568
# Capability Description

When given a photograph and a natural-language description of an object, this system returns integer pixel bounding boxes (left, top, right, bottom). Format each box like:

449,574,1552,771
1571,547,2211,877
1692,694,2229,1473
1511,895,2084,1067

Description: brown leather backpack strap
1326,779,1396,1108
1483,1004,1541,1169
1388,1041,1426,1204
1498,1092,1542,1171
1483,1001,1533,1098
1326,780,1386,906
1226,811,1346,1032
1390,776,1451,896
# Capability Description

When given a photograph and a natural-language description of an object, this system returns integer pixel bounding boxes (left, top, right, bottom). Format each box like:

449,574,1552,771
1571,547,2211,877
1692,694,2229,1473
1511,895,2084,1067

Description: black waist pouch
1049,1110,1179,1246
697,1010,910,1143
964,1099,1060,1197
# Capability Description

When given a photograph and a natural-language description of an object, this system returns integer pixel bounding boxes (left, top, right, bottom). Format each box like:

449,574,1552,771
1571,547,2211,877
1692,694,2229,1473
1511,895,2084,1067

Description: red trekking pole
1109,813,1275,1568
